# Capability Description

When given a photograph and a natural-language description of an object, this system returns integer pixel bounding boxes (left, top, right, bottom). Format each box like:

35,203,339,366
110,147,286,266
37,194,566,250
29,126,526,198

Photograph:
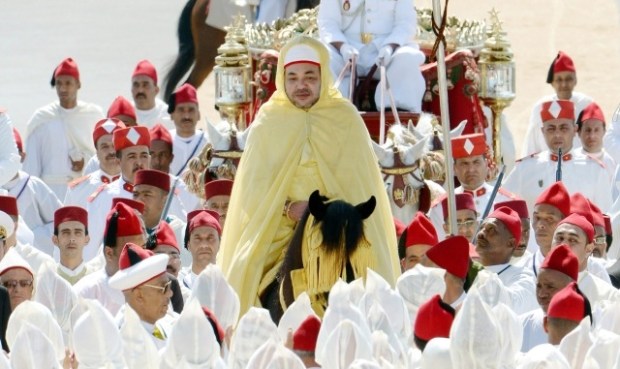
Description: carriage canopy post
432,0,458,235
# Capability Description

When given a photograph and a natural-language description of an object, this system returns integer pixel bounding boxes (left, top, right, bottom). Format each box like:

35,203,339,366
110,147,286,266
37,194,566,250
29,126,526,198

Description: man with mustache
23,58,104,199
167,83,209,177
475,206,538,314
65,118,126,209
52,206,91,285
504,99,612,213
220,36,399,315
494,199,532,266
179,210,221,292
522,52,592,157
131,60,173,129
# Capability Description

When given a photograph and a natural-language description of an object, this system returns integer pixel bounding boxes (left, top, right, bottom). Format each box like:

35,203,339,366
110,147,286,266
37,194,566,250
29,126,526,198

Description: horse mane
315,199,366,256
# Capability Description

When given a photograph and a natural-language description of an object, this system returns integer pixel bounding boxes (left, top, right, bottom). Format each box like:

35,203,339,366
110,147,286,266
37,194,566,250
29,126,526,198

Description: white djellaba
277,292,318,343
9,322,61,369
120,304,160,369
72,299,127,369
366,301,408,368
420,338,452,369
582,329,620,369
395,264,446,325
34,260,78,344
558,318,593,369
516,344,570,369
160,299,226,369
6,300,65,364
244,337,305,369
190,264,240,334
227,307,279,369
449,290,502,369
315,319,375,369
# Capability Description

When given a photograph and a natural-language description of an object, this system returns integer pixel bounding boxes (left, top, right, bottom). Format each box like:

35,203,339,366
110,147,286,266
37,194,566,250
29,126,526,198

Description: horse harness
380,145,431,212
211,130,243,166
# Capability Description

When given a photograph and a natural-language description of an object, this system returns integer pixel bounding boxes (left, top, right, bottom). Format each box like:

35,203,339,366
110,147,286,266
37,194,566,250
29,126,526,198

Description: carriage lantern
214,17,253,130
477,9,515,176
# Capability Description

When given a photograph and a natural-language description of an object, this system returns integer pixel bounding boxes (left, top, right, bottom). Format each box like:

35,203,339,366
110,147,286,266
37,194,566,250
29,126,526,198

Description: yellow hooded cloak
218,35,399,314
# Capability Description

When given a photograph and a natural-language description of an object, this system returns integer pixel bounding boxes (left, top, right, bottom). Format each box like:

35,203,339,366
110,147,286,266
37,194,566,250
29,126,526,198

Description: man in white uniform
475,206,538,314
3,128,61,256
131,60,173,129
317,0,425,112
520,244,578,352
521,51,592,157
74,202,146,316
428,133,518,238
23,58,104,199
110,242,172,349
504,100,612,213
64,118,125,209
167,83,209,177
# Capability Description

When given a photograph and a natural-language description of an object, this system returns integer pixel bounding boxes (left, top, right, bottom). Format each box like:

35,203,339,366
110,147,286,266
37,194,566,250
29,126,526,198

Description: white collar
485,263,512,275
449,291,467,309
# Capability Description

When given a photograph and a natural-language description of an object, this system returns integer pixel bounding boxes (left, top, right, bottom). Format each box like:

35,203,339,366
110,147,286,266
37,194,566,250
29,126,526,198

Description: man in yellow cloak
218,35,400,315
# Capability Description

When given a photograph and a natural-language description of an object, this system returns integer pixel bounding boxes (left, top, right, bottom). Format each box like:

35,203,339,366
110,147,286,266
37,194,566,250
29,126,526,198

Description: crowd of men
1,0,620,368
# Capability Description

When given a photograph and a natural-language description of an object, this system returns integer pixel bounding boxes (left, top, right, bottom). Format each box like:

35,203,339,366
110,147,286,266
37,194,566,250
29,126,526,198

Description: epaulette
87,184,107,203
429,193,448,209
515,152,540,163
68,175,90,189
498,187,519,200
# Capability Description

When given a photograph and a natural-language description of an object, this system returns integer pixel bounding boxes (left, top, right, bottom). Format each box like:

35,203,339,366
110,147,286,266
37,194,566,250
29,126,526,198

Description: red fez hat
155,220,179,251
149,124,173,146
405,212,438,248
134,169,170,192
603,214,612,236
569,193,594,226
54,206,88,229
167,83,198,114
426,235,470,279
587,201,604,228
541,244,579,281
557,213,595,244
204,179,233,200
202,306,226,345
113,126,150,151
488,206,522,245
104,202,144,239
535,182,571,217
577,102,605,126
92,118,126,147
107,96,137,123
494,199,529,219
12,128,23,153
547,51,576,84
394,217,406,238
51,57,79,86
540,100,575,123
132,60,158,85
0,196,18,217
414,295,455,342
109,243,168,291
293,315,321,352
451,133,487,159
111,197,145,215
441,193,476,220
547,282,590,323
188,210,222,236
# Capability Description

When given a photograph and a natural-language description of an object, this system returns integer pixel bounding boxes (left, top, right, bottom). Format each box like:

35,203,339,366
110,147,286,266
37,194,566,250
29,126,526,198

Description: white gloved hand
376,45,394,66
339,43,359,62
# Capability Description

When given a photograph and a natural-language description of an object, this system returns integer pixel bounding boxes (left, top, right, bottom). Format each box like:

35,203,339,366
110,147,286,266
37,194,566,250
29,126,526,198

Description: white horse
372,113,450,225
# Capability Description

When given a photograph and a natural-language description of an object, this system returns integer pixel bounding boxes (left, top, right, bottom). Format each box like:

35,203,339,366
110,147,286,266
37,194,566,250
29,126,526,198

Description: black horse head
308,190,376,255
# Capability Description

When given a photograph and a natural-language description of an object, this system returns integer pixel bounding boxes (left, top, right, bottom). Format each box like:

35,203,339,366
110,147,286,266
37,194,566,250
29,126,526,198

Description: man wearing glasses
110,242,172,349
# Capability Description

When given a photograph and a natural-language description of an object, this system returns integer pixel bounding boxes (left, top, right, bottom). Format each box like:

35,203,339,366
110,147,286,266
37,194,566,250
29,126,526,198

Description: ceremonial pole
432,0,457,234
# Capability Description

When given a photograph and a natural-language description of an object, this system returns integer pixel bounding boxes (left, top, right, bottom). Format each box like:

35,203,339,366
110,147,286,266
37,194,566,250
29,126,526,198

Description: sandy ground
2,0,619,156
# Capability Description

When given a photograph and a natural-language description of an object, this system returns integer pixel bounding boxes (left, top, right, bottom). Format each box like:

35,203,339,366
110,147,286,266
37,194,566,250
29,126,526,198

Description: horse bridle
380,145,426,208
210,130,244,178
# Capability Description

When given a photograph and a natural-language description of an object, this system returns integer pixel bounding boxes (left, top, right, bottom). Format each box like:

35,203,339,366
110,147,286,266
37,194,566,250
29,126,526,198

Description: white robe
22,101,103,199
0,112,22,187
133,98,174,129
526,249,613,286
521,92,593,157
578,271,620,308
486,262,539,315
2,171,62,256
519,308,547,352
74,268,125,316
169,130,209,177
